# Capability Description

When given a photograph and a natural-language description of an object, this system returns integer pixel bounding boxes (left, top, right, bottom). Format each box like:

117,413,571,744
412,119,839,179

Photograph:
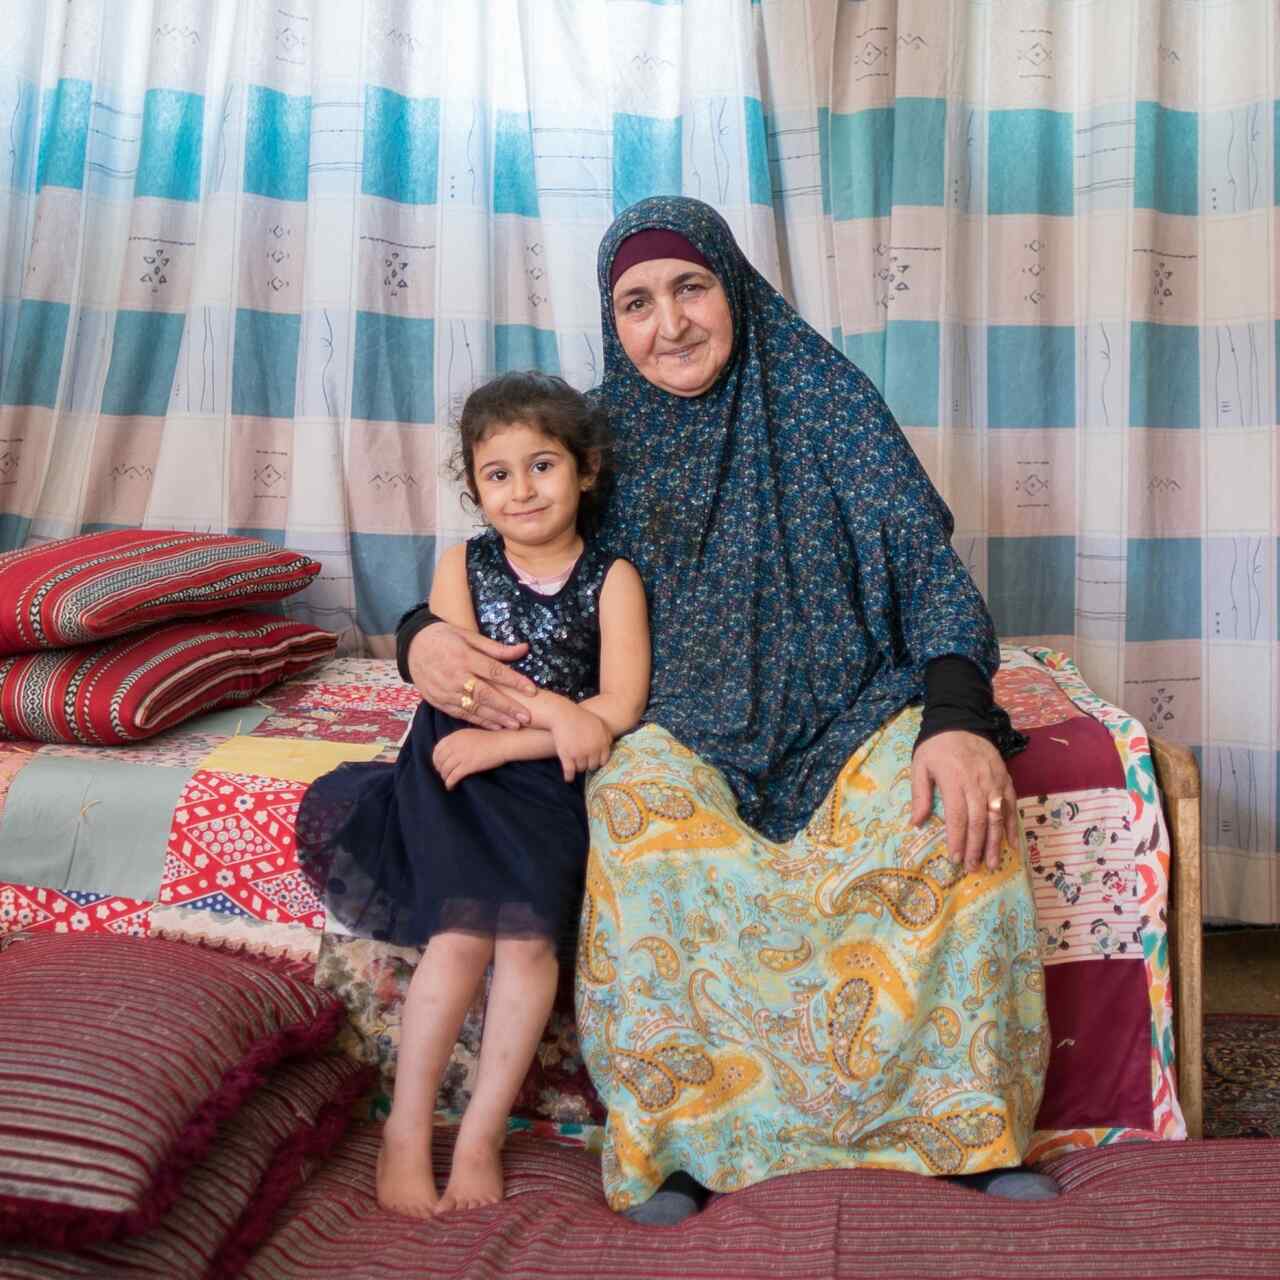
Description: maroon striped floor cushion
0,531,320,655
0,613,337,744
0,933,346,1248
0,1054,371,1279
246,1126,1280,1280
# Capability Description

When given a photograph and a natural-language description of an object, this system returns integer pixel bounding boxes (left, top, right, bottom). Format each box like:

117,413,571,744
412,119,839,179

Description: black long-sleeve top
392,604,1027,759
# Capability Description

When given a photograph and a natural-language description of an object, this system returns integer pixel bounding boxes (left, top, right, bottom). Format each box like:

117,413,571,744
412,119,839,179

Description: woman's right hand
406,622,538,730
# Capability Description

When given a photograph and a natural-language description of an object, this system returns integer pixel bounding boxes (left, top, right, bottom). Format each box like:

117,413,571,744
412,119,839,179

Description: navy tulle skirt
296,704,589,952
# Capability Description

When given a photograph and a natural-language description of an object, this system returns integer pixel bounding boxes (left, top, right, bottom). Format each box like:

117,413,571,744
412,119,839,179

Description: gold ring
462,677,477,696
987,796,1003,815
459,692,476,712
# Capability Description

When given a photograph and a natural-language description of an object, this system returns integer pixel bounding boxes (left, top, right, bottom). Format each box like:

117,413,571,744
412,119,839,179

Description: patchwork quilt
0,649,1184,1157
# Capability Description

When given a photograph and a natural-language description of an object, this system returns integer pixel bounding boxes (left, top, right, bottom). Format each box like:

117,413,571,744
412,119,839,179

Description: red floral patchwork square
0,883,151,936
160,770,324,929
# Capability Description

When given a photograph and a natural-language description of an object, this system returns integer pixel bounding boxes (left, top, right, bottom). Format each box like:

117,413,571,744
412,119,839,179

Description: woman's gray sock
952,1168,1060,1200
622,1172,709,1226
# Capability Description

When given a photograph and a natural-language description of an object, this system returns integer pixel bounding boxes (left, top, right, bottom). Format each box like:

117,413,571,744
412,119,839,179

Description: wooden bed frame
1149,734,1203,1140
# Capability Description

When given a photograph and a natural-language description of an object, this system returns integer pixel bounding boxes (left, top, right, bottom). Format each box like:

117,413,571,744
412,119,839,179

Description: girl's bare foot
436,1132,504,1212
376,1122,439,1218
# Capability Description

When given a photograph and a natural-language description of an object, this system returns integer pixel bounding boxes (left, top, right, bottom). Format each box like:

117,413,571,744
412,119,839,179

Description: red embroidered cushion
0,933,349,1249
0,531,320,655
0,612,337,744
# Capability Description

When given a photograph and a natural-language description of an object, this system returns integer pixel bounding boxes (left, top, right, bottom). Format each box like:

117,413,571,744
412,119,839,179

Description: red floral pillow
0,933,350,1249
0,530,320,655
0,612,336,744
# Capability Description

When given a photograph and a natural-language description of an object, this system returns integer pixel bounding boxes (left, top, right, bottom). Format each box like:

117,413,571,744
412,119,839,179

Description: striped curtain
808,0,1279,923
0,0,1274,921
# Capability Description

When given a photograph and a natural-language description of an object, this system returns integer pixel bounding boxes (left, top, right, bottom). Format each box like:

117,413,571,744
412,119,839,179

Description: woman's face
611,258,733,397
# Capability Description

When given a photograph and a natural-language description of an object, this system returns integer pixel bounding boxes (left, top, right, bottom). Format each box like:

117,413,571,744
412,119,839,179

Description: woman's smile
660,340,704,360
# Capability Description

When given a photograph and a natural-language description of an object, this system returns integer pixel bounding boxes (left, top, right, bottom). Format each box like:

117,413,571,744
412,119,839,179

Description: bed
0,646,1202,1143
0,646,1214,1278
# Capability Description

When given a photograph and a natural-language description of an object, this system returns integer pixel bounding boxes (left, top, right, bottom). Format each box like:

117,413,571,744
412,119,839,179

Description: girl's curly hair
447,371,614,534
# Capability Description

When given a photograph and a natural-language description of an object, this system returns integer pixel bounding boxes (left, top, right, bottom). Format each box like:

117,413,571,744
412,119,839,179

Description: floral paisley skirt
575,709,1050,1210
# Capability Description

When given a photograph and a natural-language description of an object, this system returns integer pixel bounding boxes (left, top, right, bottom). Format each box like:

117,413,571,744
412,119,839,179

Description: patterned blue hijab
595,197,998,841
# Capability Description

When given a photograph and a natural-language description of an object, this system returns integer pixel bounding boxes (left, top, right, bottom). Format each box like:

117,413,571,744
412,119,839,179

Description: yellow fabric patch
197,735,383,784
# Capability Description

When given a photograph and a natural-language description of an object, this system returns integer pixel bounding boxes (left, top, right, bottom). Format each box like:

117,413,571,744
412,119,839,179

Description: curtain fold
0,0,1275,920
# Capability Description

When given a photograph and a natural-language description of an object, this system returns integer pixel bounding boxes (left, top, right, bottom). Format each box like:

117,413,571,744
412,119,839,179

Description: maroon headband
608,229,711,291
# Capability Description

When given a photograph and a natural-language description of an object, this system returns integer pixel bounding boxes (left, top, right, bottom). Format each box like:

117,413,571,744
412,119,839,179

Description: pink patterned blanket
0,649,1184,1157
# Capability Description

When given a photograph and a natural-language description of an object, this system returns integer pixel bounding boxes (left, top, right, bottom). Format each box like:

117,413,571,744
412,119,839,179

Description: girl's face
611,258,733,397
470,422,593,551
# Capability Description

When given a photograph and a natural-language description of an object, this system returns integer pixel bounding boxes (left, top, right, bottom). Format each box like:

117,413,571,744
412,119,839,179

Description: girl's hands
910,730,1020,873
407,622,537,730
431,708,613,788
551,706,613,782
432,729,508,790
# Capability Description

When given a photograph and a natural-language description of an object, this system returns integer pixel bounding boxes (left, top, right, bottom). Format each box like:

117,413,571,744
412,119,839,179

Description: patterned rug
1204,1013,1280,1139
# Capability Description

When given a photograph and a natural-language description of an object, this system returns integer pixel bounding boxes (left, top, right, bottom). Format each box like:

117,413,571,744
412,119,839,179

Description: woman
399,197,1052,1220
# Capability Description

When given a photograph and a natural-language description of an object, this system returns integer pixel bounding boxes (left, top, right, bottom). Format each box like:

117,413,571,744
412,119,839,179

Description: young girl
297,371,649,1218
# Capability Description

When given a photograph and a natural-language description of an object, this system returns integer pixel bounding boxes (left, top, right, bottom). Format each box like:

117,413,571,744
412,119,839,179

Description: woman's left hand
910,730,1019,873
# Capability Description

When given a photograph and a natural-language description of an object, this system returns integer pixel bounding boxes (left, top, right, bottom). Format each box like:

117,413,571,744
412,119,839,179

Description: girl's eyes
482,460,555,481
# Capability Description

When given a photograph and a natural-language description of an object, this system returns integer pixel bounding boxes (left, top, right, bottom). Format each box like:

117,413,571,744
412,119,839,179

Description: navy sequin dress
297,528,615,950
